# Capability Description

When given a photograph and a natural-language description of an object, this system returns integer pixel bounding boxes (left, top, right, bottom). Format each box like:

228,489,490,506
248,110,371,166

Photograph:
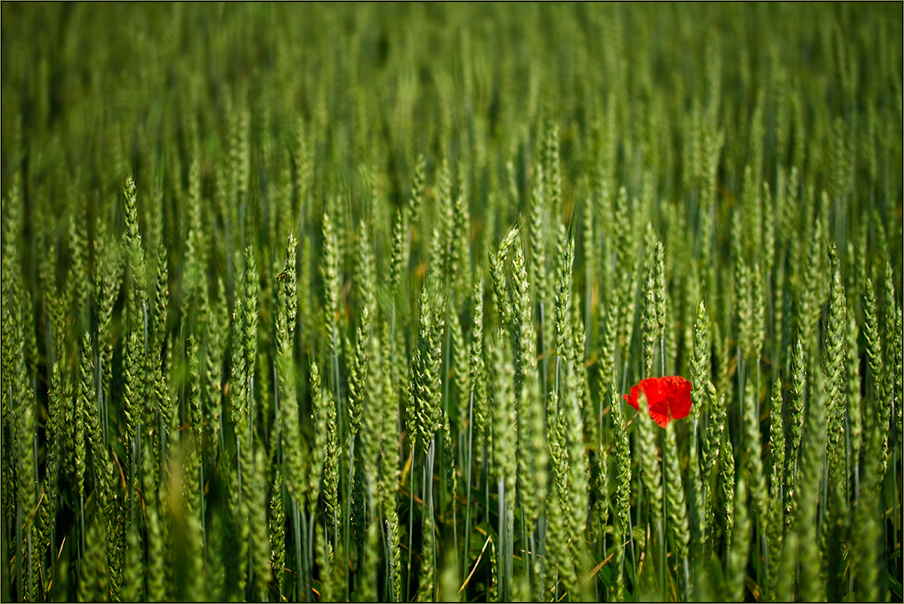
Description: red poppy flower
623,376,693,428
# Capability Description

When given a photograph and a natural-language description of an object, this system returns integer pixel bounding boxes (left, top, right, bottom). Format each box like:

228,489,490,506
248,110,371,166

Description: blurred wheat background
1,3,902,602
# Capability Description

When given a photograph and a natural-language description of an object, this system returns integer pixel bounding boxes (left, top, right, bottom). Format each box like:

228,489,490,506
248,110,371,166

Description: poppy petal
623,385,642,412
638,377,668,406
623,392,634,410
662,376,693,420
623,376,694,429
649,411,671,429
638,378,669,418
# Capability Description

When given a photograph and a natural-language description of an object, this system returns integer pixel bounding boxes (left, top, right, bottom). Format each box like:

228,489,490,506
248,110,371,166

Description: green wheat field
1,3,902,602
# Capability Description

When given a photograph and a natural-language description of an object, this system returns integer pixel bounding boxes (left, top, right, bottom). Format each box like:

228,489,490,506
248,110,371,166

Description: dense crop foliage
1,3,902,602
